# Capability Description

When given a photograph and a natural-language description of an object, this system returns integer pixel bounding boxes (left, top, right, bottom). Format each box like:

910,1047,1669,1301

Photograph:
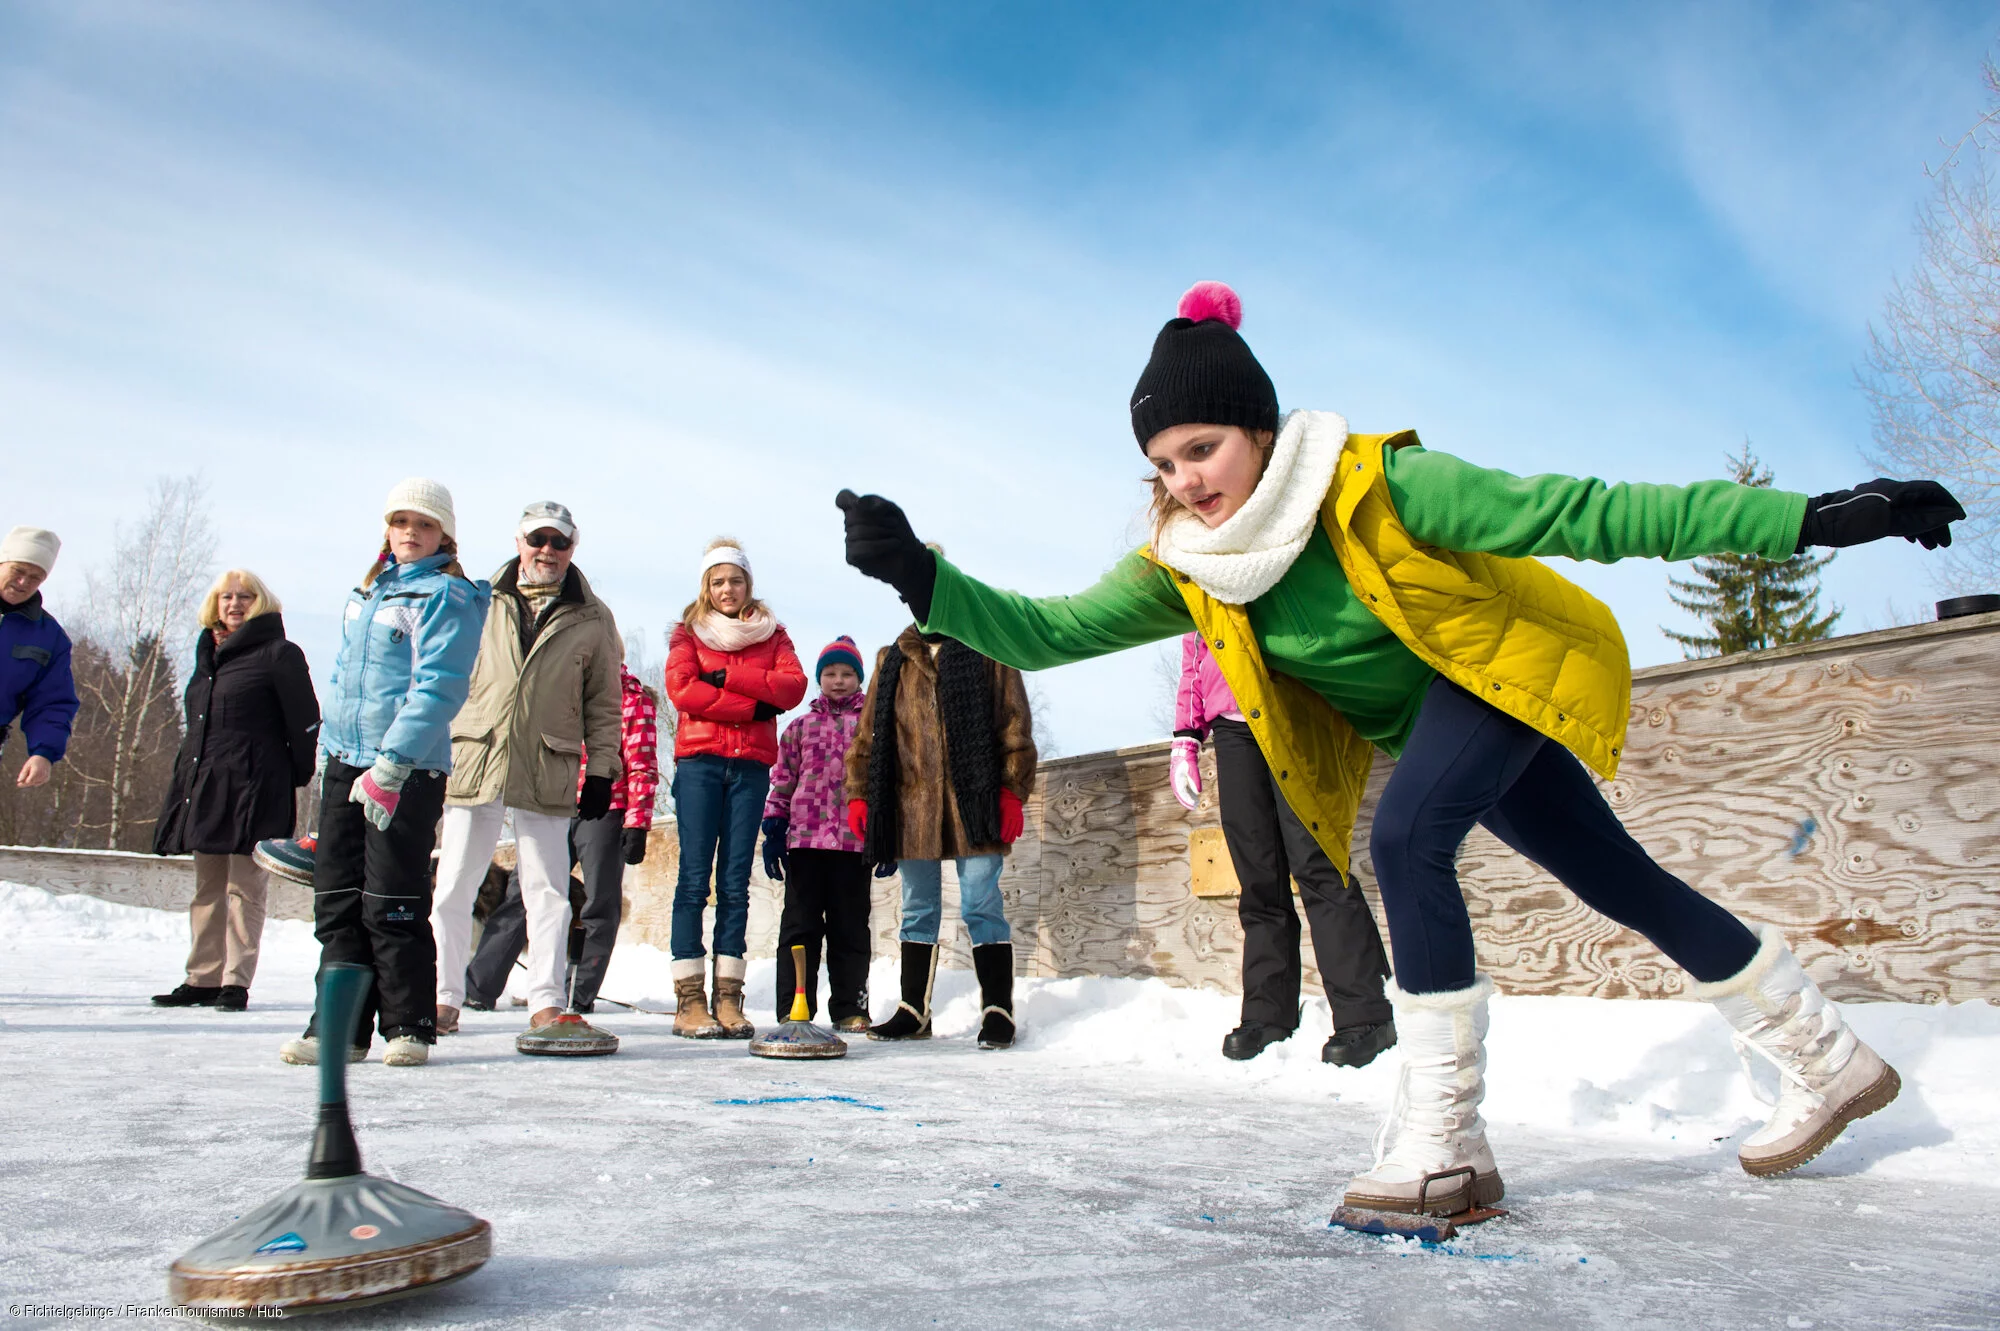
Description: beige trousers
185,852,269,988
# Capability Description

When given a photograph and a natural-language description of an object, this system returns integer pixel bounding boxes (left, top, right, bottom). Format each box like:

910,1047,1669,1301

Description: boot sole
866,1030,932,1042
1740,1063,1902,1178
1343,1170,1505,1217
673,1028,726,1039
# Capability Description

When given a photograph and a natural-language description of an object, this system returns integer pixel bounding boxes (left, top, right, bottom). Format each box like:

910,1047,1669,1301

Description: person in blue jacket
0,527,78,792
280,479,490,1069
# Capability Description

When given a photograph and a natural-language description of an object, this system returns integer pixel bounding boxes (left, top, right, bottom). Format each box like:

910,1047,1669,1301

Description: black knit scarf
863,635,1002,866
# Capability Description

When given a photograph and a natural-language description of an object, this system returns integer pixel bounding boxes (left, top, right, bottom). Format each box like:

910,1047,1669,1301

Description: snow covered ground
3,880,1998,1330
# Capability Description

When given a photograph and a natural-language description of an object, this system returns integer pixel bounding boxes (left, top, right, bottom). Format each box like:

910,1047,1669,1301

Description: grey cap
518,501,576,540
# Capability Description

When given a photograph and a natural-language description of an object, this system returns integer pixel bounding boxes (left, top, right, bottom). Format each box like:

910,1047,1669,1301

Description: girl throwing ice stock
837,281,1965,1224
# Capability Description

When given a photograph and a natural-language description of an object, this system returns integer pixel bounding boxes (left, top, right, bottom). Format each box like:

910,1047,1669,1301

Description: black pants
307,759,447,1044
466,815,625,1010
1371,677,1761,994
1212,718,1392,1031
775,848,873,1021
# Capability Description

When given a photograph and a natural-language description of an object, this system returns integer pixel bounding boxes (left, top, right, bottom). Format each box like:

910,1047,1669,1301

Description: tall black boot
972,941,1015,1050
867,940,938,1041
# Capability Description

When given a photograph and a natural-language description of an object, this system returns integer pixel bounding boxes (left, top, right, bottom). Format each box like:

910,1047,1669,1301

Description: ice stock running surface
2,880,1998,1330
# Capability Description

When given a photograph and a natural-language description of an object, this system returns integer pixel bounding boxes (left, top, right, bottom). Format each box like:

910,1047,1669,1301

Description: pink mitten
1169,736,1202,812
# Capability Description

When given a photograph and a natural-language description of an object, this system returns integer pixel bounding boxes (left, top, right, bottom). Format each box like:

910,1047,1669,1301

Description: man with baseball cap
0,526,78,792
430,501,627,1054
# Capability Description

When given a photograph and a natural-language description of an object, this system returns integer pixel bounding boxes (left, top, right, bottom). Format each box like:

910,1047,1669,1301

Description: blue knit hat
816,635,865,684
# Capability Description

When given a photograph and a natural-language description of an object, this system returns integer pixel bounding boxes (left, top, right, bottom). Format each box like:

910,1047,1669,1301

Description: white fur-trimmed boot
1341,976,1503,1217
1692,925,1901,1177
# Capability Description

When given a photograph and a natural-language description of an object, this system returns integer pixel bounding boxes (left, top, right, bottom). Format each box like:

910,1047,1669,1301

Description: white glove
1169,736,1202,812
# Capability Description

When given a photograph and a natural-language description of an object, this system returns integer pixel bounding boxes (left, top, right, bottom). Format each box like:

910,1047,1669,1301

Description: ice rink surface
3,882,1997,1330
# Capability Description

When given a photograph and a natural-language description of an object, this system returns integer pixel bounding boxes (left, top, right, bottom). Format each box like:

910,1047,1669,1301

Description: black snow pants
774,848,873,1022
1211,718,1393,1032
466,814,624,1011
307,758,447,1045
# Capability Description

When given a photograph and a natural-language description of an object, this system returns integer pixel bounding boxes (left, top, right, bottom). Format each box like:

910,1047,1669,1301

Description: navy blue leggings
1369,677,1759,994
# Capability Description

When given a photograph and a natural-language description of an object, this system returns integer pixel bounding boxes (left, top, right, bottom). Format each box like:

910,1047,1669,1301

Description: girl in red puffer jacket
663,538,807,1038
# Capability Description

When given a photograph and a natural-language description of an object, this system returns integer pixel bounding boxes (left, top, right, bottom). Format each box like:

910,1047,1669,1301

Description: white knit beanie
382,478,456,541
0,526,60,574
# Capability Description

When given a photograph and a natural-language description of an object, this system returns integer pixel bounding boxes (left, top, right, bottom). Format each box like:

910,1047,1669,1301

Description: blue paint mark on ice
714,1094,886,1111
1788,817,1818,857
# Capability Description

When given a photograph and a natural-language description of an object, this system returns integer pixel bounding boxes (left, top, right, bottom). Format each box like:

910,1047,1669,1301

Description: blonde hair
1144,427,1277,548
200,569,281,629
681,536,769,632
362,534,467,590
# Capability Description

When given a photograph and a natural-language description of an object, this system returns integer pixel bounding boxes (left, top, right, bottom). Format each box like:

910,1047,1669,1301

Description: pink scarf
691,605,777,653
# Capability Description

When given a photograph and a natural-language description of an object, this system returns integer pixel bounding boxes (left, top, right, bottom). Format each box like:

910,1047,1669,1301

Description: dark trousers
1212,718,1393,1030
1372,677,1761,994
465,815,625,1010
774,848,874,1022
307,759,447,1044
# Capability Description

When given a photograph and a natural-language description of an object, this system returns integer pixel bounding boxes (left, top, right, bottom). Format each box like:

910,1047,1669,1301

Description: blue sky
3,1,1994,755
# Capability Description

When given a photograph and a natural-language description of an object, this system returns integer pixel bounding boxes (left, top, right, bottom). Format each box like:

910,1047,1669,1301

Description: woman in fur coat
843,608,1037,1050
836,280,1963,1222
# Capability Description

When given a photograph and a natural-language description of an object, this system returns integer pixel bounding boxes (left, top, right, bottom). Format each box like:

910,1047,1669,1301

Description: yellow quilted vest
1155,430,1631,873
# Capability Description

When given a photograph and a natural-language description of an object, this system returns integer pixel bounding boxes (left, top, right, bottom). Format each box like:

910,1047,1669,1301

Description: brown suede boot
712,955,755,1039
672,960,723,1039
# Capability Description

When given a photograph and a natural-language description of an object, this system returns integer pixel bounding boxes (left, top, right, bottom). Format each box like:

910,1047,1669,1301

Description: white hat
701,544,750,579
383,478,456,541
0,526,60,574
518,500,577,541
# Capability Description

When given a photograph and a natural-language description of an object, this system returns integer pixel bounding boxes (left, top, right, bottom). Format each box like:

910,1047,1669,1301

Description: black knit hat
1129,281,1278,448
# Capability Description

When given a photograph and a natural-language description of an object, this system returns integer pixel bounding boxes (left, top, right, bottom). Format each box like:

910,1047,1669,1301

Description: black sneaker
1221,1020,1293,1061
1322,1019,1397,1068
215,985,248,1012
152,984,221,1008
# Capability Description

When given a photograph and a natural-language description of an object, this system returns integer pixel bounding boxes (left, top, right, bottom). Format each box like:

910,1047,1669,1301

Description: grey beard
518,560,564,587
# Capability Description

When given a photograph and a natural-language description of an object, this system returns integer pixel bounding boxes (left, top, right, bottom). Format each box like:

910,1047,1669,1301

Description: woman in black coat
152,570,319,1012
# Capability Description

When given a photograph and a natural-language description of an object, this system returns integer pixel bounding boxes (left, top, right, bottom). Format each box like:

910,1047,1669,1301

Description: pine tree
1664,444,1841,658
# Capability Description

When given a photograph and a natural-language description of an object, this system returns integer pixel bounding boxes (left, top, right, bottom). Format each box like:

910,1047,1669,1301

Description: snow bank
9,880,1994,1182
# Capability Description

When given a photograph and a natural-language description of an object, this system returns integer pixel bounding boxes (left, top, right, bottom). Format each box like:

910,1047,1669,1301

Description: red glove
846,799,869,841
999,789,1024,844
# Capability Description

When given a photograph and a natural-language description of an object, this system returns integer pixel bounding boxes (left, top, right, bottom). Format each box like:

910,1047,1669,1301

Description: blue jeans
670,755,770,961
897,854,1010,947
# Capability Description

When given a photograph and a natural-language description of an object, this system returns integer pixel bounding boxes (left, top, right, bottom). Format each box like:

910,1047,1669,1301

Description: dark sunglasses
524,531,573,551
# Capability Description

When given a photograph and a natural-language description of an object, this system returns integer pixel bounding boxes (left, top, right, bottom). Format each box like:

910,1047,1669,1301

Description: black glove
753,700,781,721
836,490,938,622
761,816,788,881
620,826,648,865
700,668,727,689
577,774,614,821
873,859,898,879
1796,479,1965,552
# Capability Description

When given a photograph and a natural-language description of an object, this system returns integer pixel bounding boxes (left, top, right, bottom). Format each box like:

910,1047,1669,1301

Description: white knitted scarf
691,604,778,652
1151,409,1347,605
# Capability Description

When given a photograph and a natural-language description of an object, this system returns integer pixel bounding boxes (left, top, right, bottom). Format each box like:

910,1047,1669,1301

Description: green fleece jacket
925,443,1808,756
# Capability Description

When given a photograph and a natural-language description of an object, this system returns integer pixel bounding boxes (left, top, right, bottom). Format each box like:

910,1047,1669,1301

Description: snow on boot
1693,925,1901,1177
153,984,221,1008
382,1035,431,1067
671,959,723,1039
973,941,1016,1050
869,941,938,1041
278,1035,367,1066
1341,977,1503,1217
712,955,755,1039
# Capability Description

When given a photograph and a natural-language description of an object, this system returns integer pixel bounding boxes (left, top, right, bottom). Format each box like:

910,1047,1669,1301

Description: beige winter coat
447,561,623,817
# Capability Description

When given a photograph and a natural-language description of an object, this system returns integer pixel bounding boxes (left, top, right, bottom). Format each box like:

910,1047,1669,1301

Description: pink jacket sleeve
1174,632,1207,738
763,717,803,823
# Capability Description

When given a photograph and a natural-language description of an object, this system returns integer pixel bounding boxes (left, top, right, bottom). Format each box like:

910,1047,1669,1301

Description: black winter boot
868,941,938,1041
152,984,221,1008
972,942,1016,1050
1322,1019,1396,1068
1221,1019,1292,1061
215,985,249,1012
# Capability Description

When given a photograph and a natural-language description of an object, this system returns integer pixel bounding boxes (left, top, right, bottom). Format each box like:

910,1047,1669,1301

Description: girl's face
707,565,749,616
387,511,444,563
819,663,860,700
216,577,256,631
1144,424,1264,528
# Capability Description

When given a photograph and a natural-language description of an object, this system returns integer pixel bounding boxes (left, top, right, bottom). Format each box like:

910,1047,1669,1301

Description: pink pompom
1177,281,1242,329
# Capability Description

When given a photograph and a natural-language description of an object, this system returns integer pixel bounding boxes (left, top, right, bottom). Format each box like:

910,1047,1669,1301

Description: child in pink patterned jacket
761,636,874,1029
1174,631,1395,1068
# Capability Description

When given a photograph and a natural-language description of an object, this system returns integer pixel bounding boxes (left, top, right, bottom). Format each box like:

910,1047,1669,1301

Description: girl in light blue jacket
281,478,490,1069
